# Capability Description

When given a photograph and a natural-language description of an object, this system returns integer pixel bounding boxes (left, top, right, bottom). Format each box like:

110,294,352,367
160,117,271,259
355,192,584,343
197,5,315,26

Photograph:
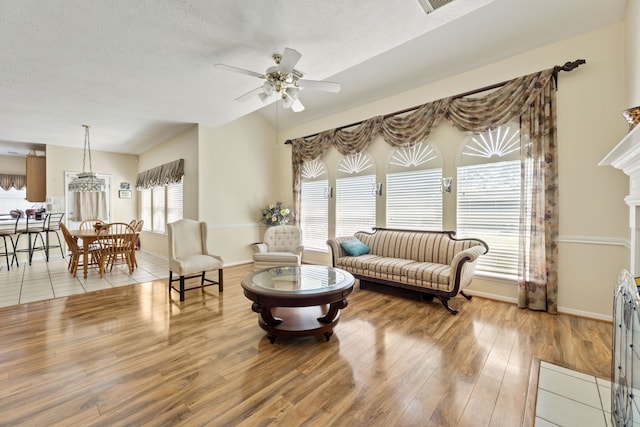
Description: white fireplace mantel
601,124,640,274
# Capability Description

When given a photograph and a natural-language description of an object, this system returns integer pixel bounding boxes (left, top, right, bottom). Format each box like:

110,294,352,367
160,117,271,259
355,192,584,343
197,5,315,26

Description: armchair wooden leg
180,276,185,301
219,269,223,292
168,271,173,296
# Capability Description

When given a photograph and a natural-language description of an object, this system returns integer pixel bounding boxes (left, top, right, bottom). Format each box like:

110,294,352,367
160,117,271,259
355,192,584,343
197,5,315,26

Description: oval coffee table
241,265,354,343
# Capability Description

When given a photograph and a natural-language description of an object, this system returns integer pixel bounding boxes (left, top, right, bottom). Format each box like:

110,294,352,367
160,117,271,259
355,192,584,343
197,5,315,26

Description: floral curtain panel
136,159,184,189
289,68,558,313
0,174,26,191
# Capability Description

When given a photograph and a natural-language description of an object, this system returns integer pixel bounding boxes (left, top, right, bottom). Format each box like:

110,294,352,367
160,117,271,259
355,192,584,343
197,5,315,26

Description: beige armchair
168,219,223,301
252,225,304,271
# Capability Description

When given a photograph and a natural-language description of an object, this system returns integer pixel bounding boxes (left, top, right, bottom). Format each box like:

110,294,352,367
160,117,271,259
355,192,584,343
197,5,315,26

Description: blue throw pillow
340,238,370,256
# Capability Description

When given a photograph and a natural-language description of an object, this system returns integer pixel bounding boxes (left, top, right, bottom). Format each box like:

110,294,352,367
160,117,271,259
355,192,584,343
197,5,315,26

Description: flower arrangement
262,201,293,226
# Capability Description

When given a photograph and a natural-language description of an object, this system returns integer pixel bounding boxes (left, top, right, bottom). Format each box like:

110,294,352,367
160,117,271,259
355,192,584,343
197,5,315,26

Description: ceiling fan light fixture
258,92,272,104
286,87,300,100
217,47,341,113
262,81,274,96
281,94,293,109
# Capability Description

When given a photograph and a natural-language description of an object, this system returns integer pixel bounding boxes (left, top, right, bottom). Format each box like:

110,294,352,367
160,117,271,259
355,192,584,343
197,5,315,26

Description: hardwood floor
0,263,612,426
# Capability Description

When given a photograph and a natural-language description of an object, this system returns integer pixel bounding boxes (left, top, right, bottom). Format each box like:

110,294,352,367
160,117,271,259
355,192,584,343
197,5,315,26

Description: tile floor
0,249,169,308
536,361,613,426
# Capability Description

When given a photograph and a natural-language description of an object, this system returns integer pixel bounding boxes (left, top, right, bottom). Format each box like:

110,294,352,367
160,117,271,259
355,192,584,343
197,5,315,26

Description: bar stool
0,217,19,270
14,215,47,265
42,212,65,260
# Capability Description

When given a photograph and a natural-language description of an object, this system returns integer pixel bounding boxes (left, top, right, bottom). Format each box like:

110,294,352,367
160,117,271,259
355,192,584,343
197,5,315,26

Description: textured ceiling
0,0,627,156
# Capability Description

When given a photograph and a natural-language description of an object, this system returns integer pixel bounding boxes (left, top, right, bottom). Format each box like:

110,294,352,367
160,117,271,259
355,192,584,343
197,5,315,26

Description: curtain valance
136,159,184,189
289,69,554,160
290,69,554,215
0,174,26,191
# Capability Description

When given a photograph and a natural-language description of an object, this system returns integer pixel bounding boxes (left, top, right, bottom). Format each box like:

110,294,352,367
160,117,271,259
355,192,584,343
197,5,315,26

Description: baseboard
464,289,612,322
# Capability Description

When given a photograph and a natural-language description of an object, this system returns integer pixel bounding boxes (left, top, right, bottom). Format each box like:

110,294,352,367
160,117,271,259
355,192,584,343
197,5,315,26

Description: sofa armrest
295,245,305,257
449,245,488,290
252,243,268,254
326,236,355,267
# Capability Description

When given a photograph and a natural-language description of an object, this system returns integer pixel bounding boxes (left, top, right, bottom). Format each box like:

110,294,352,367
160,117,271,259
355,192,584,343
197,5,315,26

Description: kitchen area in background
0,143,48,216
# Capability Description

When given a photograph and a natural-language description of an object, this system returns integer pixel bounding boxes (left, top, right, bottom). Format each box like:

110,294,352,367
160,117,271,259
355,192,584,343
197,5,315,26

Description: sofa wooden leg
461,290,472,300
438,296,459,315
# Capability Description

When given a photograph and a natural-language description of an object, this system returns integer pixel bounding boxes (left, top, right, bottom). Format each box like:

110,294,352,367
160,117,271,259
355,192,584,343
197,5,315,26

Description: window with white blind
139,180,183,234
166,182,183,225
152,187,165,233
336,152,376,237
386,143,443,230
300,160,329,252
457,124,521,279
140,189,152,230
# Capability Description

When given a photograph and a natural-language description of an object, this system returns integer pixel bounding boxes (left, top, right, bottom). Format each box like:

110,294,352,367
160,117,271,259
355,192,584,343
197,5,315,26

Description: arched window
300,159,329,251
336,152,376,236
386,142,443,230
457,123,520,279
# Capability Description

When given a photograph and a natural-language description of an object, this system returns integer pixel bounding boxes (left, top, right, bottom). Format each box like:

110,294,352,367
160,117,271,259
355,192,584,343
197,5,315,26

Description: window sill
303,248,329,254
475,271,517,285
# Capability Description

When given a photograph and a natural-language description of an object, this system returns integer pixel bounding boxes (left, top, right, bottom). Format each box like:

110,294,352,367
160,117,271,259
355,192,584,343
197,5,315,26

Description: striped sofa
327,228,488,314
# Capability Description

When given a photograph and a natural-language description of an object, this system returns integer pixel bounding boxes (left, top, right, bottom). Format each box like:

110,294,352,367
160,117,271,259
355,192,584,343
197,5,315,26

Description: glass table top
247,265,349,293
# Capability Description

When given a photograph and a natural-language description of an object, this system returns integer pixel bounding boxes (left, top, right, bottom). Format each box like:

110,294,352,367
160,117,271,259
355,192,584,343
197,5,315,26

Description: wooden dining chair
131,219,144,267
79,219,101,230
60,222,98,277
95,222,136,277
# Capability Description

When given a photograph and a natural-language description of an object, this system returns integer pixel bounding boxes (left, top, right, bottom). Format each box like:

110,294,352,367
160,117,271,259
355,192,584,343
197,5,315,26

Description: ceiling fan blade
235,86,263,102
291,98,305,113
215,63,265,79
298,79,341,93
278,48,302,75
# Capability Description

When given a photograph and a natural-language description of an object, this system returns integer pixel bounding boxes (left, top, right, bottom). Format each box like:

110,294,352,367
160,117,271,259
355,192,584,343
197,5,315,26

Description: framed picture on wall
119,190,132,199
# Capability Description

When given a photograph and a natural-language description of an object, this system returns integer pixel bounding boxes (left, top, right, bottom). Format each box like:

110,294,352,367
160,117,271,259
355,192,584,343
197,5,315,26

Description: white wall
626,0,640,106
198,112,276,265
0,155,26,174
277,23,629,319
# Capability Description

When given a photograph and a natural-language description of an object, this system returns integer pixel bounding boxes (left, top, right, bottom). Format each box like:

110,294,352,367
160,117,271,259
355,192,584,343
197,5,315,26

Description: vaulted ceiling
0,0,627,156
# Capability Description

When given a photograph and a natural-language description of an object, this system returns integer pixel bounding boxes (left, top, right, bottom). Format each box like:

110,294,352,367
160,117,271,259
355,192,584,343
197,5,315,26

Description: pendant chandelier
68,125,106,192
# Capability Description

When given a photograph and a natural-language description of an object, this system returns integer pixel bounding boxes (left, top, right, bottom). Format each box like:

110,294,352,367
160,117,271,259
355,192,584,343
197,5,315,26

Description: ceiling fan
215,48,341,112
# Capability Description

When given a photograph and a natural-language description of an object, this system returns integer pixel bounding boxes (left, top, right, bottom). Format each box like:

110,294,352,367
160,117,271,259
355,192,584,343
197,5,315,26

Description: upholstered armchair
252,225,304,271
168,219,223,301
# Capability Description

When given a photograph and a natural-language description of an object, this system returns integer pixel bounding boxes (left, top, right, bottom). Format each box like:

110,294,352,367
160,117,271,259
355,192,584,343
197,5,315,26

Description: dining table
70,228,139,278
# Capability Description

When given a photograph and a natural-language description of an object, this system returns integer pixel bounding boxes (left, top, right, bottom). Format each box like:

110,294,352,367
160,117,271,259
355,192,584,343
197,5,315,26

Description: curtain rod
284,59,585,145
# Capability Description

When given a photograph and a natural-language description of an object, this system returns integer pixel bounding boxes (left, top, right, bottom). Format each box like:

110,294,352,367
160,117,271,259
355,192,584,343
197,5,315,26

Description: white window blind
166,181,183,225
140,189,152,231
0,187,32,214
457,160,520,278
336,175,376,237
140,182,183,234
300,180,329,251
387,169,443,230
152,186,165,234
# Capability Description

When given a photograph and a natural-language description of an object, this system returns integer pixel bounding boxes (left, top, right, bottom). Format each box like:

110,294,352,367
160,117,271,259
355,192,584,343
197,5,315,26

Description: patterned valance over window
0,174,26,191
135,159,184,189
